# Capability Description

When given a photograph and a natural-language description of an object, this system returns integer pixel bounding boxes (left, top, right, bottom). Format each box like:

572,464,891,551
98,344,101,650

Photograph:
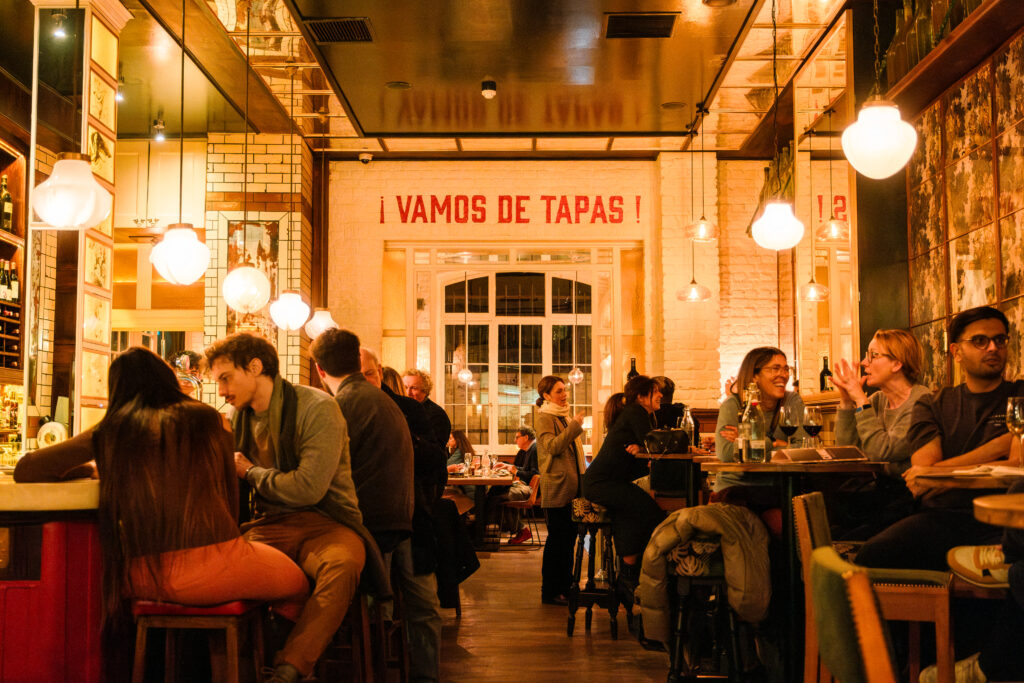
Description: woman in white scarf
534,375,586,605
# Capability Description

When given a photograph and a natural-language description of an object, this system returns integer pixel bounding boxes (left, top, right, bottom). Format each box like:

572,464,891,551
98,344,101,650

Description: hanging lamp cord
242,0,250,226
699,104,707,218
827,109,835,217
178,0,185,223
872,0,882,97
771,0,781,197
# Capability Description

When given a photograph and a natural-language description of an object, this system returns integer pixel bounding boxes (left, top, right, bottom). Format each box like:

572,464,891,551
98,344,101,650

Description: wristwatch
854,403,871,413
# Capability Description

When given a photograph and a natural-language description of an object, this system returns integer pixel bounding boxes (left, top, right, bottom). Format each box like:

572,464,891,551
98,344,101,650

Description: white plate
37,421,68,447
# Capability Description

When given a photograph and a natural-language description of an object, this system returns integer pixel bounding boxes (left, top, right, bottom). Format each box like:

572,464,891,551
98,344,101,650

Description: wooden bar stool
314,593,375,683
568,498,619,639
131,599,265,683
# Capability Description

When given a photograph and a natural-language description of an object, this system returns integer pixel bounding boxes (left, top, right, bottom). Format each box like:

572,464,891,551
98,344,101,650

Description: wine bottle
0,175,11,233
8,262,17,302
739,383,767,463
626,357,639,382
819,356,833,392
0,262,10,303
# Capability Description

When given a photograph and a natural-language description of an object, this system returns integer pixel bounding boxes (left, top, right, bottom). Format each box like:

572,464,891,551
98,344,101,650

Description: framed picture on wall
225,219,279,338
81,350,109,401
90,16,118,78
84,237,111,291
83,293,110,345
88,125,115,183
89,71,116,133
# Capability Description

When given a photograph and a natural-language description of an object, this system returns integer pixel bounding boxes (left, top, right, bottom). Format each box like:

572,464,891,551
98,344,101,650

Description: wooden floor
438,524,669,682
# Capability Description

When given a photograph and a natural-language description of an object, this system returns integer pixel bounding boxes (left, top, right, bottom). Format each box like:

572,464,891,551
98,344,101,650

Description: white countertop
0,474,99,511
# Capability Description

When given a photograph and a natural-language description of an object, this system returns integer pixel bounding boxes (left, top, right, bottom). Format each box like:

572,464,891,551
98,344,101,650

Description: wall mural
909,29,1024,386
226,219,278,338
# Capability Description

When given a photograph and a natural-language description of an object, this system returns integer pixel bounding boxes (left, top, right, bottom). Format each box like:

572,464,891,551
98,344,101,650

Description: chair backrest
793,492,833,585
811,546,897,683
525,474,540,506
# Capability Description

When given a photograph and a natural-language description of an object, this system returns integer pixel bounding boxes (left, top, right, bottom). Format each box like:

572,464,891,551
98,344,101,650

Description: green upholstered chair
794,492,953,683
811,545,897,683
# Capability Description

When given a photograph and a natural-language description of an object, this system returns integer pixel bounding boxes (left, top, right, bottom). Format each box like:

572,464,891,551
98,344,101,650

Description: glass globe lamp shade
685,216,719,242
568,367,585,385
31,153,112,230
841,99,917,180
222,266,271,314
752,201,805,251
677,280,712,302
799,280,830,302
816,216,850,245
304,308,338,339
149,224,210,285
269,291,311,331
457,367,474,384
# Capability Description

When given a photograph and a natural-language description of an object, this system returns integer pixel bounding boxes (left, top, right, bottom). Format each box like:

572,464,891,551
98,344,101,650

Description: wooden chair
793,492,952,683
500,474,542,547
131,599,265,683
314,593,375,683
811,545,898,683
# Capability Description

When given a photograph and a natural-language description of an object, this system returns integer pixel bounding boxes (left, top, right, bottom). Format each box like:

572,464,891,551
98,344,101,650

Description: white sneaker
947,545,1009,588
918,652,987,683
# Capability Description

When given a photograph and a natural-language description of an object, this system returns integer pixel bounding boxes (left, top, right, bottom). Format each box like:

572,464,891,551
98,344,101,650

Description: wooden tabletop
912,467,1022,490
974,493,1024,529
447,474,515,486
701,460,885,474
635,449,711,461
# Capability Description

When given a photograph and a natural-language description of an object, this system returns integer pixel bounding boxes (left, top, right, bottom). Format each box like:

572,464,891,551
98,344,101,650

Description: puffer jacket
636,503,771,644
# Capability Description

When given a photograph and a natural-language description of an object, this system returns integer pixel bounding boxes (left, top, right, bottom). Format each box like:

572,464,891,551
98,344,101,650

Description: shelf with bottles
0,382,22,467
0,139,26,245
885,0,1024,117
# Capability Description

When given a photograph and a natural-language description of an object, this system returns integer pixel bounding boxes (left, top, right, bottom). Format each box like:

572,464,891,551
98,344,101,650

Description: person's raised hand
234,451,255,479
719,425,738,443
573,410,587,425
833,358,868,408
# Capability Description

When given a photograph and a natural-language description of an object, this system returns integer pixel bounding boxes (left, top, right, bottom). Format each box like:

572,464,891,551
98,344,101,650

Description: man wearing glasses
856,306,1024,572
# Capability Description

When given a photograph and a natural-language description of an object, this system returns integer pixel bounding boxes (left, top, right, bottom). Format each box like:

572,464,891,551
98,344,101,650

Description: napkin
951,465,1024,477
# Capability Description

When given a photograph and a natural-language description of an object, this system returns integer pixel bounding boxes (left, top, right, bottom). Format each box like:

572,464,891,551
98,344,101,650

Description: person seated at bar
650,375,700,499
403,368,451,452
14,349,310,660
583,375,666,593
713,347,806,510
535,374,586,606
856,306,1024,571
208,333,386,683
485,426,540,545
831,329,932,537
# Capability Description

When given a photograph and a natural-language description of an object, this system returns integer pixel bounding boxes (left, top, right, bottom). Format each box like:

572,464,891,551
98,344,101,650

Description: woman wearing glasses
714,347,806,501
833,329,932,476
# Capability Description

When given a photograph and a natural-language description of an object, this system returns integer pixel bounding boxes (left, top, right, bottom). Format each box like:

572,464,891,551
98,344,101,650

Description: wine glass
1006,398,1024,470
779,404,800,446
803,407,823,447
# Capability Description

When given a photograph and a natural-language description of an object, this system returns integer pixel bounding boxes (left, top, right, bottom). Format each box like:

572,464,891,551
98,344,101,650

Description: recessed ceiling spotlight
52,11,67,39
153,118,166,142
702,0,737,6
660,101,686,110
385,81,412,90
481,80,497,100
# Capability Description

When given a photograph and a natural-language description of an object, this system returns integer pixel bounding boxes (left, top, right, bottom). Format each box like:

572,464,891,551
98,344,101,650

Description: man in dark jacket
312,331,440,682
402,369,452,452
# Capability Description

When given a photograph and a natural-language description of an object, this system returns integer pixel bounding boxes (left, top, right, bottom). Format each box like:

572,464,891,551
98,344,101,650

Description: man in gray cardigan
312,329,441,682
207,333,382,683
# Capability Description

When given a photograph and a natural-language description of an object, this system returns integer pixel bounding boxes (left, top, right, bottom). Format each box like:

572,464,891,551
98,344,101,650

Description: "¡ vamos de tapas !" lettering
383,194,641,224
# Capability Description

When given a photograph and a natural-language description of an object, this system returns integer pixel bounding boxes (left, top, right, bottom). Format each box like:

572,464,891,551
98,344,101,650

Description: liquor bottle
0,175,11,233
913,0,934,66
0,262,10,303
819,356,833,392
8,262,17,302
626,357,639,382
739,383,767,463
679,406,696,449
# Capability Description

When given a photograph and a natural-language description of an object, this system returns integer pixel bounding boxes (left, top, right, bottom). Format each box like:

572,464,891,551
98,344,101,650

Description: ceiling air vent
305,17,373,43
605,13,678,39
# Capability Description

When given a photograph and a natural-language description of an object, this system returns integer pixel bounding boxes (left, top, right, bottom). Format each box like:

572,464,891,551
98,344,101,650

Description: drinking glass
1007,397,1024,470
803,407,823,447
779,404,800,446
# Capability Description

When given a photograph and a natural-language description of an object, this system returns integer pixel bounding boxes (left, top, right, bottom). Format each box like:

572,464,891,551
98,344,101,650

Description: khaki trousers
243,511,366,675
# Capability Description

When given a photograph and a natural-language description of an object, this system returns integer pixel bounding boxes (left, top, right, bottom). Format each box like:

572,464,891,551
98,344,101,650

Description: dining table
974,493,1024,529
635,448,715,507
911,466,1023,492
447,471,515,546
700,456,886,683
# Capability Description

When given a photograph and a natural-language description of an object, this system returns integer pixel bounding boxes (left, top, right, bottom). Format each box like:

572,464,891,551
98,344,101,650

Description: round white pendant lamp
223,265,271,314
841,99,917,179
752,202,805,251
150,224,210,284
269,290,311,331
304,308,338,338
32,153,112,230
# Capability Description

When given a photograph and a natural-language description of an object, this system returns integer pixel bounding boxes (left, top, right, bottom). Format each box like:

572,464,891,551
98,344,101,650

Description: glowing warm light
677,280,712,302
150,224,210,285
31,154,112,231
816,216,850,245
222,266,270,314
799,280,830,302
751,201,805,251
568,367,585,384
685,216,719,242
457,367,474,384
304,308,338,338
269,291,311,330
841,99,917,179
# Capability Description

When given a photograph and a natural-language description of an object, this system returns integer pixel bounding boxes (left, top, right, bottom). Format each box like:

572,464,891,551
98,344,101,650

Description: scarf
538,400,571,417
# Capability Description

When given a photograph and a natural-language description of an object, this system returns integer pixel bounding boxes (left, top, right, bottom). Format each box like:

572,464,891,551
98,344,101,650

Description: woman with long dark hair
583,376,666,591
535,374,586,605
16,348,308,630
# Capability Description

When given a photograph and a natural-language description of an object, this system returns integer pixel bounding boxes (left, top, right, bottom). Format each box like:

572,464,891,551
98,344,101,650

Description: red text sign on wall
381,194,642,224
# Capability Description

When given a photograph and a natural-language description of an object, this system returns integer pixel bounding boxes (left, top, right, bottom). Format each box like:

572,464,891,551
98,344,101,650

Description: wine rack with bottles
0,139,26,383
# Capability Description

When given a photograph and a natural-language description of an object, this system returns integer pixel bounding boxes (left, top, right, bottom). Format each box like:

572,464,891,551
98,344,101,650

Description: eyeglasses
758,364,791,376
958,334,1010,350
864,350,893,362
